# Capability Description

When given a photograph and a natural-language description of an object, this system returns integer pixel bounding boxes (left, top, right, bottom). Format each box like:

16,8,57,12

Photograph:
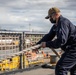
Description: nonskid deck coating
14,68,55,75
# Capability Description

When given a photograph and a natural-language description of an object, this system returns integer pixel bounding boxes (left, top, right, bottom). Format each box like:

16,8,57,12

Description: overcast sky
0,0,76,32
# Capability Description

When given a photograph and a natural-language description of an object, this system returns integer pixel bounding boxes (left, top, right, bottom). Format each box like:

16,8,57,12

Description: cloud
0,0,76,31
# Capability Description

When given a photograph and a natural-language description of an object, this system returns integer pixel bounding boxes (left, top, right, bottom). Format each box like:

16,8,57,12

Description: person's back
58,15,76,51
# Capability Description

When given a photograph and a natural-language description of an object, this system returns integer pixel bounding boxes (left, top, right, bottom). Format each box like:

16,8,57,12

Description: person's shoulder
59,15,71,25
60,15,70,22
59,15,75,28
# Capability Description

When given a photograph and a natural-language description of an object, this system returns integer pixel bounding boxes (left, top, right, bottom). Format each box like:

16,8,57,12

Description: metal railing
0,31,61,75
0,44,41,60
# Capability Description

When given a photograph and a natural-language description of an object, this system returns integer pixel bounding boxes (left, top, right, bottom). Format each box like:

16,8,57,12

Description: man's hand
41,42,46,48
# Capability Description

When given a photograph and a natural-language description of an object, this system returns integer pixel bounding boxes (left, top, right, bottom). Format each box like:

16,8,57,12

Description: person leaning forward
37,7,76,75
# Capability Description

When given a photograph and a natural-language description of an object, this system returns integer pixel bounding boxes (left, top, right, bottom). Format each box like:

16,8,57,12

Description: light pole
29,23,31,31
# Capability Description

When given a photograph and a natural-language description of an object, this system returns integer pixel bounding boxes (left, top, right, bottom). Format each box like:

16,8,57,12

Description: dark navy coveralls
37,15,76,75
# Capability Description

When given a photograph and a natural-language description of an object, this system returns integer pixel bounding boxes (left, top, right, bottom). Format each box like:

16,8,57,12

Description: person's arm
37,25,56,44
46,20,69,48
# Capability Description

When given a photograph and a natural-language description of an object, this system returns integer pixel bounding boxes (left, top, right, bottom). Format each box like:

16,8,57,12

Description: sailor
37,7,76,75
